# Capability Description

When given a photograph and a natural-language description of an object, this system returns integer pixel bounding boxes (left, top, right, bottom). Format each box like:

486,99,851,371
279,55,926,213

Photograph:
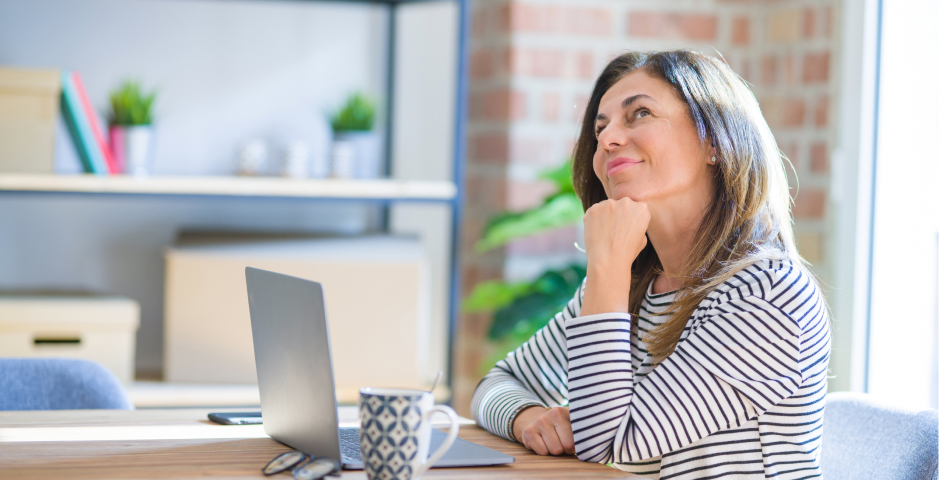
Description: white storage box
0,296,140,385
163,235,431,400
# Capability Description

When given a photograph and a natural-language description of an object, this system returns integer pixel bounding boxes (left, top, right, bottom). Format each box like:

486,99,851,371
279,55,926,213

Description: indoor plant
330,92,380,179
463,160,586,373
108,80,157,176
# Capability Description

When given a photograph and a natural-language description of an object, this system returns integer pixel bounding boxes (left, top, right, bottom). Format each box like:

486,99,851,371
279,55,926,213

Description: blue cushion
822,392,938,480
0,358,133,411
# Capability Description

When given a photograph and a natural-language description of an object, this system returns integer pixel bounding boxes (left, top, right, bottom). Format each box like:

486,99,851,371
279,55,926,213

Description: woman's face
593,70,714,206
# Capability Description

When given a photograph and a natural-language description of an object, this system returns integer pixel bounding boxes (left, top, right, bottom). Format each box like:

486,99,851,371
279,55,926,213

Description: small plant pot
330,141,356,179
110,125,154,176
279,141,310,179
331,131,382,179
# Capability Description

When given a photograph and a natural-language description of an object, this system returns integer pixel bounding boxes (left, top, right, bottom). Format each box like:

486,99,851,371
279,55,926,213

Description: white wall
868,0,940,410
0,0,391,374
0,0,388,175
389,1,459,385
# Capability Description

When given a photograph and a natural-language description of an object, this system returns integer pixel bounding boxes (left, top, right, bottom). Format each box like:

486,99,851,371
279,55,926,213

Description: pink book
109,125,126,174
73,72,118,174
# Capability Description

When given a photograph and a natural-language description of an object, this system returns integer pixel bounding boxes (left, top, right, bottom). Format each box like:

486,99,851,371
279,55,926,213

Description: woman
471,50,830,480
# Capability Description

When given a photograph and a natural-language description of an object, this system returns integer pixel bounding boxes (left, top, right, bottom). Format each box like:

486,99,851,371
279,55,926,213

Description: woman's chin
609,186,646,202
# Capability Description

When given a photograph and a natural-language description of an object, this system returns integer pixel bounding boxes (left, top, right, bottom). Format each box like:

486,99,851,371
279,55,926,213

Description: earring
709,156,718,165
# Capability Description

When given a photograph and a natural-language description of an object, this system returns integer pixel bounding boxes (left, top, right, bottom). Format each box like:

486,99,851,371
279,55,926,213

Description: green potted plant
107,80,157,176
330,92,379,179
464,160,586,373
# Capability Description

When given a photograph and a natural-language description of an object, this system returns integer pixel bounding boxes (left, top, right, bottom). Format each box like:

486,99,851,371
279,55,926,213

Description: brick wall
455,0,840,414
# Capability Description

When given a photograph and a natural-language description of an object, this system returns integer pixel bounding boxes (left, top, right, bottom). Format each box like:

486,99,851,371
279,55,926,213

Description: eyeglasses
262,451,341,480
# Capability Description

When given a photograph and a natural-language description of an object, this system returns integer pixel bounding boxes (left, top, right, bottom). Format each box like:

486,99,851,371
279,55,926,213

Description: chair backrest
0,358,133,411
822,392,938,480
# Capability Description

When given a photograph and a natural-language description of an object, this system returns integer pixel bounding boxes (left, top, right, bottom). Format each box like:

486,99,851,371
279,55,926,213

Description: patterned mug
358,388,460,480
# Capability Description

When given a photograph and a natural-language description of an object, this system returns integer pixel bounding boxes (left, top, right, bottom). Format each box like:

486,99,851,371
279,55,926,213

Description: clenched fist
580,197,651,316
513,406,576,456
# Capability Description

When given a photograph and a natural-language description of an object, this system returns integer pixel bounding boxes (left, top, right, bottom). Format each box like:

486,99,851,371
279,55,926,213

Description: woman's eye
634,108,651,120
594,125,606,137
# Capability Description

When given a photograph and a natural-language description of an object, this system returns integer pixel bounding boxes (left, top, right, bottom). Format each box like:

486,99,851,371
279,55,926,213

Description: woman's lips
607,157,641,176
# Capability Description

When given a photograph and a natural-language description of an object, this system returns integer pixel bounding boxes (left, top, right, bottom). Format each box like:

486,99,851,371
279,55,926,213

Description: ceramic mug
358,388,459,480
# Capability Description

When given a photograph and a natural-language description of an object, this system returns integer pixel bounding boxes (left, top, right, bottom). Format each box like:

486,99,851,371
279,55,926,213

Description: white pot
280,141,310,179
237,139,268,176
331,131,382,179
330,141,356,179
110,125,154,177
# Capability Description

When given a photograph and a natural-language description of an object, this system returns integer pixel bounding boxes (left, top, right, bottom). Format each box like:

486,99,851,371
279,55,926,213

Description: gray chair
822,391,938,480
0,358,133,410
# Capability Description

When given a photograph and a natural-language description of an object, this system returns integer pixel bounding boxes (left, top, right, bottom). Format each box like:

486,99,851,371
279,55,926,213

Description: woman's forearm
580,197,649,316
565,310,634,463
471,287,584,441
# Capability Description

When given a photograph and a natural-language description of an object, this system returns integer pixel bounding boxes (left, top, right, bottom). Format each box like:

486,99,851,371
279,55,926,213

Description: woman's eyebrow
621,93,653,109
596,93,655,121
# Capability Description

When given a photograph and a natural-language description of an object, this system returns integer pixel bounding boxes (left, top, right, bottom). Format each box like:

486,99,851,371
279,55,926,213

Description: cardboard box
0,67,60,173
0,295,140,385
163,235,431,398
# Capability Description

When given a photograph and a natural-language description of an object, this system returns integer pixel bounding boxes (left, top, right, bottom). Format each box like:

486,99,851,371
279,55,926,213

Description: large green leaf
486,264,586,340
473,160,581,253
473,263,586,374
462,280,530,313
474,193,583,252
538,161,574,194
463,160,586,373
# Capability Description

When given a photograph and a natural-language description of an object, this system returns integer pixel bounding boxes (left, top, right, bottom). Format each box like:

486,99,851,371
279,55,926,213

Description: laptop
245,267,515,469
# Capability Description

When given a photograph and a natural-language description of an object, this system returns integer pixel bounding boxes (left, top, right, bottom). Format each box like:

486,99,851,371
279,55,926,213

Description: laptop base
340,428,514,470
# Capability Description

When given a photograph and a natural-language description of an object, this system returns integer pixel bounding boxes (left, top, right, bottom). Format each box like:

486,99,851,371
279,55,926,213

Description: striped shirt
471,258,831,479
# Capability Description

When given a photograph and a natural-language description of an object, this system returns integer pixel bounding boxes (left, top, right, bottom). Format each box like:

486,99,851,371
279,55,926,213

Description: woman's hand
512,406,576,456
580,197,651,315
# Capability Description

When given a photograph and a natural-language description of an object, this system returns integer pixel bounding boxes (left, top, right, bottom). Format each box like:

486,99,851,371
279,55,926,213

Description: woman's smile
606,156,642,176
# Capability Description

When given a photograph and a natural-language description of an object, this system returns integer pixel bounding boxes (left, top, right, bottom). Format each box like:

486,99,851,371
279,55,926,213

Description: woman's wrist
581,266,632,316
510,404,547,442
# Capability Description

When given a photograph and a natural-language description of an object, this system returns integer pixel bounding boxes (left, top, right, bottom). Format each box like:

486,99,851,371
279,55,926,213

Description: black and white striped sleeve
568,264,812,464
470,282,584,441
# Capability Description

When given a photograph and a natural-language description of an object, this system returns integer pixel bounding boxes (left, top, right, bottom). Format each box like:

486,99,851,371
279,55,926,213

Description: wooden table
0,408,638,479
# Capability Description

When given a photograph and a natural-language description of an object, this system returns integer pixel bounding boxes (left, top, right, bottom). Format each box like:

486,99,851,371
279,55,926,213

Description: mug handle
413,404,460,479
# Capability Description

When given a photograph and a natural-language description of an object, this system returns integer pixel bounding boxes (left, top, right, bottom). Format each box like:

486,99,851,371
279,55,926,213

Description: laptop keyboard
339,428,361,463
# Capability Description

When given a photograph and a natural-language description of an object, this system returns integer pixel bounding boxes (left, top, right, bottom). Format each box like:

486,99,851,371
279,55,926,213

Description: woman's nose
597,124,627,151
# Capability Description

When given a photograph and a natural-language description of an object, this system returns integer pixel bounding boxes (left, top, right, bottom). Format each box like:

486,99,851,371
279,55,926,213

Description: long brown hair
572,50,809,363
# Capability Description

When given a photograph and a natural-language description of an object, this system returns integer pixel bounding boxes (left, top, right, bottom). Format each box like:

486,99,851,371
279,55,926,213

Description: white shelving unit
0,174,457,201
0,0,471,395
